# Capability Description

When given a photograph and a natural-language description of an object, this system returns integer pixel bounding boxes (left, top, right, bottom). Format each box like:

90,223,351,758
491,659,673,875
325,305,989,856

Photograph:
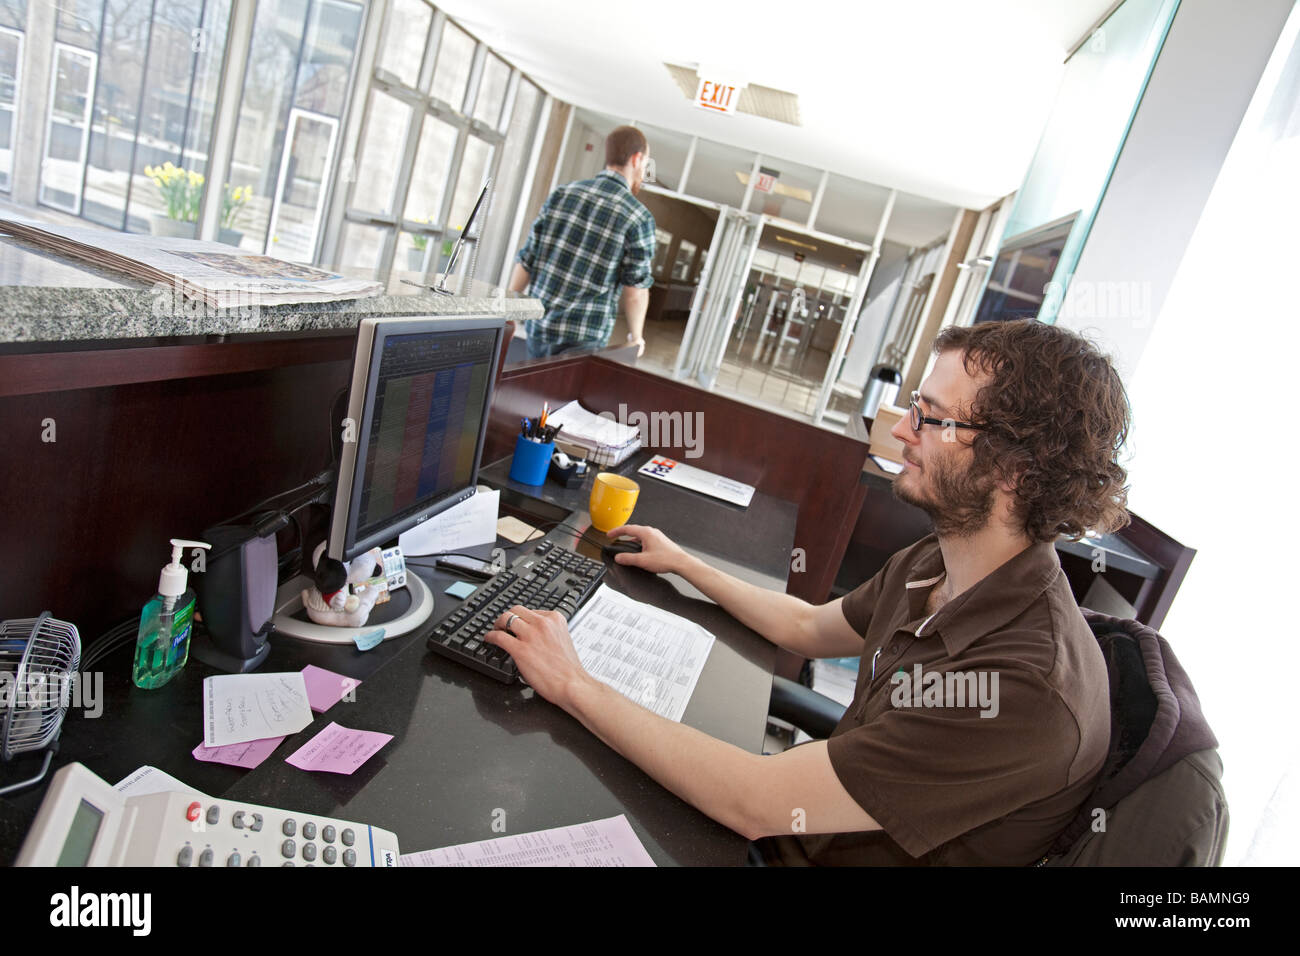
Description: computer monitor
273,315,506,645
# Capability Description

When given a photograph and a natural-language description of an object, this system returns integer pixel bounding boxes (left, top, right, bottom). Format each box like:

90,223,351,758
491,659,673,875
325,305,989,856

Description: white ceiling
431,0,1117,210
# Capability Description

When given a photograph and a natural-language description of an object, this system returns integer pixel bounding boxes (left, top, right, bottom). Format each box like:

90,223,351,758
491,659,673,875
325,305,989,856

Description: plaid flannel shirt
516,170,656,347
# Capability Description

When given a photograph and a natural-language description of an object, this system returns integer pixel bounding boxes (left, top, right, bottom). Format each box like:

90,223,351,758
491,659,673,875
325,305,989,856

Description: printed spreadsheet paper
566,584,714,723
400,814,655,867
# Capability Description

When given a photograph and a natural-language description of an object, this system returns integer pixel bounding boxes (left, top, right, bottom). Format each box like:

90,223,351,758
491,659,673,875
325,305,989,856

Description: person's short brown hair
933,320,1130,542
605,125,648,168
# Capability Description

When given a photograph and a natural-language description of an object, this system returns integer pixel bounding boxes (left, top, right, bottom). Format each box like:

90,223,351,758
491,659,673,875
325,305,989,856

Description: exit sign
694,76,741,115
754,167,779,192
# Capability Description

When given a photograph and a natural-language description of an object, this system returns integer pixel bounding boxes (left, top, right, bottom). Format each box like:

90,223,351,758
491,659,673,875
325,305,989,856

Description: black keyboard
425,540,606,683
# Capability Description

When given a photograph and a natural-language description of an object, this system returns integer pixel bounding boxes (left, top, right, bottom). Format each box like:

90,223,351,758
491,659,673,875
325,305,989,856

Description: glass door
672,208,761,387
40,43,97,214
266,107,339,261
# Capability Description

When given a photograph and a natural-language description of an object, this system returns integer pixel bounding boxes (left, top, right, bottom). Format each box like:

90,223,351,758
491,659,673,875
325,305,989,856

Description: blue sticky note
353,628,385,651
445,580,477,599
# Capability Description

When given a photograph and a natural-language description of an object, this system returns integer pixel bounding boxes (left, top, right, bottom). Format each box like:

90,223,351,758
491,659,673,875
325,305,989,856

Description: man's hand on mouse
605,524,688,575
485,606,591,708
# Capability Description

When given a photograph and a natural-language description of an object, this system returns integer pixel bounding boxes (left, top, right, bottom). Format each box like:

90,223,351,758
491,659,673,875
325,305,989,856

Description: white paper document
114,765,204,799
566,585,714,722
636,456,755,507
545,400,640,448
397,488,499,557
400,814,655,867
203,672,314,747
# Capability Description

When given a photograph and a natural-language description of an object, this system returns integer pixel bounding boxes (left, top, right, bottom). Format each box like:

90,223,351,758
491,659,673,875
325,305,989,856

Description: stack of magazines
0,217,381,309
545,400,642,467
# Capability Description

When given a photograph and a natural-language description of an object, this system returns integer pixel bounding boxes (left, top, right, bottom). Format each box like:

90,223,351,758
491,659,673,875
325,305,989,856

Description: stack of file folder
545,400,642,467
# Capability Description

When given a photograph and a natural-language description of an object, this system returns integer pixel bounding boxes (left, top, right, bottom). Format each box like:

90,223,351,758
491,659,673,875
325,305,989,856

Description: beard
893,452,997,538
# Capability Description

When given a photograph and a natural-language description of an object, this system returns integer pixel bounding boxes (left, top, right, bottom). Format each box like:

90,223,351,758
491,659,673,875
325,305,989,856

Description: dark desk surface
0,456,794,866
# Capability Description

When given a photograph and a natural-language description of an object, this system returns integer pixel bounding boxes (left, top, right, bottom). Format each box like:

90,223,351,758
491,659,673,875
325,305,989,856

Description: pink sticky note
285,722,393,775
192,735,286,769
301,665,360,713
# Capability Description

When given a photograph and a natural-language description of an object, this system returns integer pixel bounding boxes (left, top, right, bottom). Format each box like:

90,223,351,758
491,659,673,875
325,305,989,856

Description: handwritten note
285,722,393,775
192,735,285,769
301,665,359,713
203,672,313,748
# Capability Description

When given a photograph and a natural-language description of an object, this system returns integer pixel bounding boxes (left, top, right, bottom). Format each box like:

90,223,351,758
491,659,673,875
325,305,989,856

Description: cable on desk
80,618,138,672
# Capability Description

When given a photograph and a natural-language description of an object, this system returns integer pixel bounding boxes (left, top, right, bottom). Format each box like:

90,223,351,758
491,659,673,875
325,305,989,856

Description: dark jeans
525,336,604,359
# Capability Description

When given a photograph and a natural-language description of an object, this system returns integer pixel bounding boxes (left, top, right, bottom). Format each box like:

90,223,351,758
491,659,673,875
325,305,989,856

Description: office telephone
16,762,400,867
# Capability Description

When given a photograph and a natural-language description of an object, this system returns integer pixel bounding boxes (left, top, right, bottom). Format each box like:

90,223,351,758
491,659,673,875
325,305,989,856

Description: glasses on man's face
908,391,989,433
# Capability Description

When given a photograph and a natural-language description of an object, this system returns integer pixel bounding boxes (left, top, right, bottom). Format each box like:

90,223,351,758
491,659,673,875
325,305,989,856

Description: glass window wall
37,0,231,232
336,7,544,285
477,76,542,284
0,17,24,192
472,52,509,128
375,0,431,89
429,19,472,108
230,0,361,259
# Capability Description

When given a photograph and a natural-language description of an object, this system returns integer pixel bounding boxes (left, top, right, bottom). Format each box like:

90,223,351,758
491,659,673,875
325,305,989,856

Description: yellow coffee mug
589,473,640,533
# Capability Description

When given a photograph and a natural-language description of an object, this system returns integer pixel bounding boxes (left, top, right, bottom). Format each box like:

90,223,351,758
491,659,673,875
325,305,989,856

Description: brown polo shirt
762,534,1109,866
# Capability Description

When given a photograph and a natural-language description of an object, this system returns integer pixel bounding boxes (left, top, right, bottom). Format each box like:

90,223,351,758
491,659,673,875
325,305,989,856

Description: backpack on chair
1040,611,1228,866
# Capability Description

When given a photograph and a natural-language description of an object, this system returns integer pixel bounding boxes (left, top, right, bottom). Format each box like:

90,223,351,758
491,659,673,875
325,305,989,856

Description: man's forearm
508,263,530,293
621,285,648,342
565,674,766,839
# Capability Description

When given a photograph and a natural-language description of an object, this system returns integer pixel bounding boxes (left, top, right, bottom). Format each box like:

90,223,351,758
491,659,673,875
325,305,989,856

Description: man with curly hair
485,320,1130,865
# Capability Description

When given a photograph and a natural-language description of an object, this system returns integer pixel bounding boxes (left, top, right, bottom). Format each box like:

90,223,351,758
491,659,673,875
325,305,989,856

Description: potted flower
220,184,252,246
144,162,202,238
409,216,432,271
439,225,462,274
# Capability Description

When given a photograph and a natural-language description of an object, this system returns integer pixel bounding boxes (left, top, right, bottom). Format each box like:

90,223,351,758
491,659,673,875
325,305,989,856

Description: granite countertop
0,236,542,345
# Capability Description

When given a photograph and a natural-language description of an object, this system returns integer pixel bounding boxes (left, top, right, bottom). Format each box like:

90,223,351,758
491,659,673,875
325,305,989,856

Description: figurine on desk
301,541,386,629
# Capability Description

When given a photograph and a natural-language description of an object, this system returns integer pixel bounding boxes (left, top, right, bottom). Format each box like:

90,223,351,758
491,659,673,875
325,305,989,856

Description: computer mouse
601,539,643,558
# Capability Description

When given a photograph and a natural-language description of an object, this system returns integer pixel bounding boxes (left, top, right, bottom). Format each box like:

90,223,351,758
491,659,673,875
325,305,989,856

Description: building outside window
37,0,231,233
0,0,27,192
230,0,362,261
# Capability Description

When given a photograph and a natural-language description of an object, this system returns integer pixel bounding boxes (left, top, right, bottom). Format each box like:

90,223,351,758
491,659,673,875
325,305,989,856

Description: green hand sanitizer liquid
133,538,210,689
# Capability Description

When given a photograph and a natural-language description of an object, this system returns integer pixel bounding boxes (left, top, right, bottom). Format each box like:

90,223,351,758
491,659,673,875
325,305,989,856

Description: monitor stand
270,574,434,644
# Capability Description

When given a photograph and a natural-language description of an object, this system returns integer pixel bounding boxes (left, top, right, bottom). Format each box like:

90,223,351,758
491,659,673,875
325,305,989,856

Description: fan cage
0,614,82,762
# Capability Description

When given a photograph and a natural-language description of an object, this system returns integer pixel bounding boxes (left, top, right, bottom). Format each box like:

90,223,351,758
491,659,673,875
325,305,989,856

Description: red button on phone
186,802,202,822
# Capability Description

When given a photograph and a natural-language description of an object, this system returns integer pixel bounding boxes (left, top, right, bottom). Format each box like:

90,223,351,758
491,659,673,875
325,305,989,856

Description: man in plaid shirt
509,126,656,359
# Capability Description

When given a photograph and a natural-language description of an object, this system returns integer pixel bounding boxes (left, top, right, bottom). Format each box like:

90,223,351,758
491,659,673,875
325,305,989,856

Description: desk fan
0,612,81,797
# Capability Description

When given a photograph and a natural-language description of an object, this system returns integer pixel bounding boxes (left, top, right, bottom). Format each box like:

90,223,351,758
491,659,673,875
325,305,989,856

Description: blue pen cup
509,435,555,485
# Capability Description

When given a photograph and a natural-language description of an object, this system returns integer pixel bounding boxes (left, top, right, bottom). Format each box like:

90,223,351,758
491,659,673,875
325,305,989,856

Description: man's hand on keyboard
605,524,688,574
485,606,591,707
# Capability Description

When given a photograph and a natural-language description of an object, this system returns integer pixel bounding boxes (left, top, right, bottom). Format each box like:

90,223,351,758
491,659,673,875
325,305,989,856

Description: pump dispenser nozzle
159,538,210,598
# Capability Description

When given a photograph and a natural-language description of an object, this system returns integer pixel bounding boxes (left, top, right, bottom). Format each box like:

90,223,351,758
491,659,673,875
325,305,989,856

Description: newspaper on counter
0,217,381,309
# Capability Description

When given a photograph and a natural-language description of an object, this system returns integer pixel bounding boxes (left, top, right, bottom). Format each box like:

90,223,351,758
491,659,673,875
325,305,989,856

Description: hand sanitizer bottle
133,538,211,689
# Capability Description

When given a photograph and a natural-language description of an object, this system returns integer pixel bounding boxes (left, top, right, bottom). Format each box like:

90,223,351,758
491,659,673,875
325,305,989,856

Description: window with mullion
349,86,413,219
374,0,431,90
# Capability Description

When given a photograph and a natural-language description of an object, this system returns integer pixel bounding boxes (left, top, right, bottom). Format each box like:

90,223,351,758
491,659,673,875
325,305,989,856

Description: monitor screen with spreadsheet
329,316,506,561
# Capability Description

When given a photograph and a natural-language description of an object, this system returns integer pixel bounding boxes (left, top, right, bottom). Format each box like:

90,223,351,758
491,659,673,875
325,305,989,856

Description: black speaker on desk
192,518,281,672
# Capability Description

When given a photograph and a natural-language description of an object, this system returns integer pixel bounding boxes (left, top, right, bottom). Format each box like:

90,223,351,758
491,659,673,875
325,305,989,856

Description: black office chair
768,674,844,740
765,610,1229,866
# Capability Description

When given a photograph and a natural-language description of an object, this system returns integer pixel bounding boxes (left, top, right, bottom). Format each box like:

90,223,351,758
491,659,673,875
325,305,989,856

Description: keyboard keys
427,542,605,683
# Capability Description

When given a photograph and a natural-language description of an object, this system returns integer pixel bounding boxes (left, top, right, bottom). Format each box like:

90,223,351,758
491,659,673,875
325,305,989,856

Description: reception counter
0,234,541,642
